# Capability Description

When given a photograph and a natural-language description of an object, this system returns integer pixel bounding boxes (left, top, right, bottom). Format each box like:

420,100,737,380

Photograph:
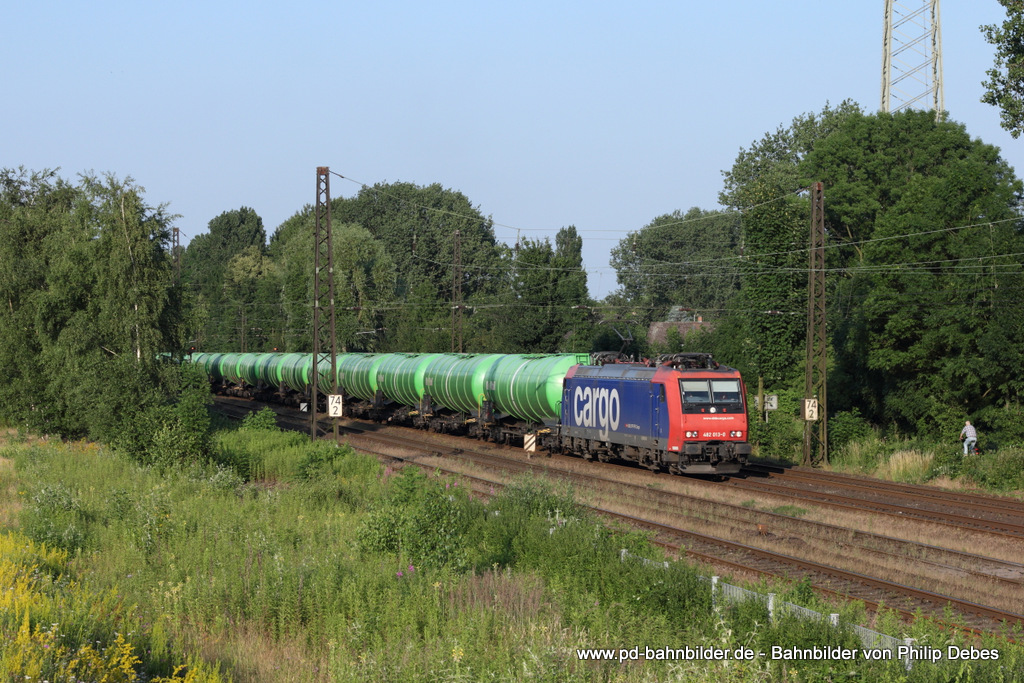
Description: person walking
960,420,978,455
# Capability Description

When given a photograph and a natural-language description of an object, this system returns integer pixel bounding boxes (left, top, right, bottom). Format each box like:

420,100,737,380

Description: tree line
3,106,1024,451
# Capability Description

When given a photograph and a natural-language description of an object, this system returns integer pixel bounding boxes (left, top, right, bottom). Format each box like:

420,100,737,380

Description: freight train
189,351,752,475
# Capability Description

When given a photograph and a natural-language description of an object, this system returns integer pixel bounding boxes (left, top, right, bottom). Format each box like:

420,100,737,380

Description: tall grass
1,433,1020,681
874,449,934,483
830,429,1024,493
0,528,227,682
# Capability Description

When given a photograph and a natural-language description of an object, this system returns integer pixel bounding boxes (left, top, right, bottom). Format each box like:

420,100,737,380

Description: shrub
828,408,873,451
961,447,1024,491
747,386,805,463
387,465,428,505
403,481,477,570
112,364,211,467
929,447,964,479
20,482,88,552
972,402,1024,447
356,505,406,554
241,406,279,432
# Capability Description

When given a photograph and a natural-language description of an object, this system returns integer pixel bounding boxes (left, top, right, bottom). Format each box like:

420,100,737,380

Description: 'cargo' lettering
573,386,621,440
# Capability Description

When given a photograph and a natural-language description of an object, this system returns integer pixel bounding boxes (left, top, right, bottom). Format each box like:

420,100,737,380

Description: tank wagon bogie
191,350,750,475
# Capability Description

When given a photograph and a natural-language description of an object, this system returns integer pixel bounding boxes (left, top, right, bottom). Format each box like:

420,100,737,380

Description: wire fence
620,548,924,670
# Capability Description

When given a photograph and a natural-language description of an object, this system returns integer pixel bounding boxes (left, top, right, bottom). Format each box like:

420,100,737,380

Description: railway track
212,396,1024,636
745,462,1024,515
731,463,1024,539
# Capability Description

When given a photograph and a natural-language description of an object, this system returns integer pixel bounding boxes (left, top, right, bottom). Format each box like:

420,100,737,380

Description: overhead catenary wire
185,171,1024,344
182,169,1024,285
330,170,801,237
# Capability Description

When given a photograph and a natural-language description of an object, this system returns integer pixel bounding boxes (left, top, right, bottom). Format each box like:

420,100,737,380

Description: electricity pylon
881,0,944,118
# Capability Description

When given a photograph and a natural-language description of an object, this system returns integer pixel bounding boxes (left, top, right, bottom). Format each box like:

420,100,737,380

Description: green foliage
0,168,190,446
274,219,397,351
403,482,478,569
720,99,862,209
929,447,964,479
687,104,864,389
8,435,1022,681
326,181,499,304
747,386,805,463
972,401,1024,447
804,110,1024,432
610,208,742,320
20,482,88,552
211,426,324,481
355,505,405,554
181,207,268,351
477,477,582,568
828,408,873,452
480,227,592,352
982,1,1024,138
240,406,279,432
731,194,808,387
357,472,478,569
291,440,343,482
112,362,212,467
264,181,504,353
961,447,1024,491
387,465,428,505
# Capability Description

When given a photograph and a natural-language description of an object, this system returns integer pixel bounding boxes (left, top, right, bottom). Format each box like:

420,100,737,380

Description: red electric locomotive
558,353,751,475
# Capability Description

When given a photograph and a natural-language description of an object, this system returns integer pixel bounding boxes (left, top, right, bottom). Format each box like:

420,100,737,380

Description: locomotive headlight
730,430,743,438
685,430,696,438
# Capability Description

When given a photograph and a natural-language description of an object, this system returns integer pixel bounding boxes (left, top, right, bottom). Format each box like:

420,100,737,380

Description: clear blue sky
5,1,1019,299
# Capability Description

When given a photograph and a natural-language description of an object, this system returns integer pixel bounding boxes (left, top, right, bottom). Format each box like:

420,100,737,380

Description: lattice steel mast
311,167,338,440
803,183,828,467
881,0,944,118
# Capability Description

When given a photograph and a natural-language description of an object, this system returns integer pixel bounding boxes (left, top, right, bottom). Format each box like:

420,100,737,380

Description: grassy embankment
0,415,1021,682
827,434,1024,495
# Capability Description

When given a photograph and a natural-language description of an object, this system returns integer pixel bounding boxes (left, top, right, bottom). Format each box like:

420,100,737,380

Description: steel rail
743,462,1024,517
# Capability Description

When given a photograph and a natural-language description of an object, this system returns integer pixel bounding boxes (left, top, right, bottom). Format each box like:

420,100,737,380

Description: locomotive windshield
680,379,742,405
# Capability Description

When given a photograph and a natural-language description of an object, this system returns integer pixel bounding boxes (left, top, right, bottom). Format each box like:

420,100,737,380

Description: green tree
0,169,193,446
0,169,79,427
720,100,862,210
689,102,862,389
609,208,742,320
223,244,274,351
274,217,397,351
725,189,808,387
480,226,591,352
982,1,1024,138
181,207,266,349
268,182,502,352
802,110,1024,430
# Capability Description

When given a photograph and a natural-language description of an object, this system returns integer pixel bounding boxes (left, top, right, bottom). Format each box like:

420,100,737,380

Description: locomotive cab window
680,379,742,407
710,380,741,404
680,380,711,404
